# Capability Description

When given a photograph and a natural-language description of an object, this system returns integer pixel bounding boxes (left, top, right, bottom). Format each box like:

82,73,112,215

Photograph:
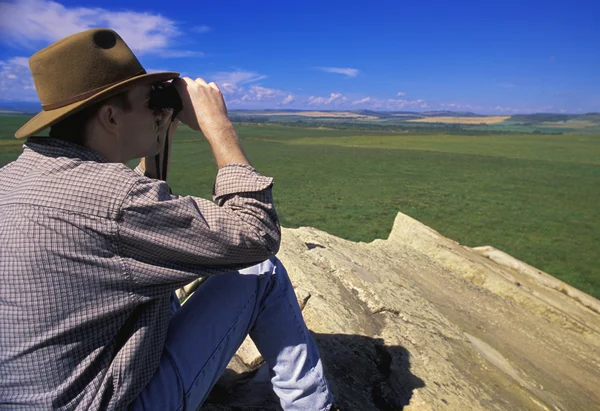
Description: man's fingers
170,75,229,133
194,77,208,86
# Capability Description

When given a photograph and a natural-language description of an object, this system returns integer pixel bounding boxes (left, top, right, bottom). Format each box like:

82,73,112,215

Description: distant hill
419,111,482,117
511,113,600,124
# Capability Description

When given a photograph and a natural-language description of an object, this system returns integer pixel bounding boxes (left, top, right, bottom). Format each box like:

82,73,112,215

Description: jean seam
164,349,186,411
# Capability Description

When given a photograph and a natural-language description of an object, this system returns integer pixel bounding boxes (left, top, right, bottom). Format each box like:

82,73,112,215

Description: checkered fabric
0,138,280,410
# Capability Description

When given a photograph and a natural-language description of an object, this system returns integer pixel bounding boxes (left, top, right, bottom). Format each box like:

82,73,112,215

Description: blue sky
0,0,598,113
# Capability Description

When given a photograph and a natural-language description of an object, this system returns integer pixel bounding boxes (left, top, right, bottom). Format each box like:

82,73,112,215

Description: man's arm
121,76,280,290
172,77,250,168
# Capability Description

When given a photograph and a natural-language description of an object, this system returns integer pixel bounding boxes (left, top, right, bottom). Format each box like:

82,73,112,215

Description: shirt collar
23,137,109,164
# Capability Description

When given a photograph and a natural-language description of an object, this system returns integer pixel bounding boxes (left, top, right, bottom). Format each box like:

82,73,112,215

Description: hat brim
15,71,180,139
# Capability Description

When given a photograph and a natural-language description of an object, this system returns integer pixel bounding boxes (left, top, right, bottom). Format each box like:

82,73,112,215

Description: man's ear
96,104,121,135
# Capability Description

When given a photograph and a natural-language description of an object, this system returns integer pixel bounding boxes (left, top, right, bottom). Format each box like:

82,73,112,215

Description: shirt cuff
213,164,274,200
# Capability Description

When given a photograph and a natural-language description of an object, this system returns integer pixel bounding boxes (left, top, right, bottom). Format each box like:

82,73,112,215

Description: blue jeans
129,257,333,411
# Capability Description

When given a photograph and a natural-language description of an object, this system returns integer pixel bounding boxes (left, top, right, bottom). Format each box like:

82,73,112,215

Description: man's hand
172,77,229,133
172,77,250,168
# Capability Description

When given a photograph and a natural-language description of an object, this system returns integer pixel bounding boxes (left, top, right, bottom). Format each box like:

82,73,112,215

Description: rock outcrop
191,212,600,410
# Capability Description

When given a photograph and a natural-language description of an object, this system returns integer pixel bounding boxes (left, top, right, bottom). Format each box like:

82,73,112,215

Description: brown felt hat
15,28,179,139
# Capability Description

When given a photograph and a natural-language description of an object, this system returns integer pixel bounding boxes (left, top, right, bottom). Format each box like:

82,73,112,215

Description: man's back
0,138,168,409
0,137,281,409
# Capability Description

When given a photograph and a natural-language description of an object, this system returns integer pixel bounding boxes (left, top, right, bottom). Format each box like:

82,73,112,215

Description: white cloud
307,92,347,105
397,92,406,97
211,71,268,95
7,57,29,68
385,98,429,110
240,86,278,101
192,25,211,33
346,95,432,110
209,71,268,97
162,69,295,108
0,0,199,57
494,105,521,113
0,57,38,101
441,103,480,110
316,67,359,78
217,75,294,107
351,97,371,105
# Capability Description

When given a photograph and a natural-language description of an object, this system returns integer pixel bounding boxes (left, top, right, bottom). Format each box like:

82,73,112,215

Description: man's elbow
259,224,281,256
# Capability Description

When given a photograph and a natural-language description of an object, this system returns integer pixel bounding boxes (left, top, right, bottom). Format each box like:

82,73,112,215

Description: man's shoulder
0,144,147,219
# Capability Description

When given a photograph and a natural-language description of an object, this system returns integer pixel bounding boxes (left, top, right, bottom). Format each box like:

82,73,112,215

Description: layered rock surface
193,212,600,410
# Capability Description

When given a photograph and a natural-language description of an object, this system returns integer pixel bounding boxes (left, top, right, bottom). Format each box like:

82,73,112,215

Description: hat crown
30,28,145,109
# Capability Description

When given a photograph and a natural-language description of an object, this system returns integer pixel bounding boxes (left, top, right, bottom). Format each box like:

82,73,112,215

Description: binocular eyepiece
148,82,183,116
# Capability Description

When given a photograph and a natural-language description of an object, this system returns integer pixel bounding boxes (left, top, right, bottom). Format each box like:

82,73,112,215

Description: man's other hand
172,77,232,136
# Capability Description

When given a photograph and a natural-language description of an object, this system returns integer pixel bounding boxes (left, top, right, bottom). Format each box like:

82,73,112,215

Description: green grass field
2,116,599,299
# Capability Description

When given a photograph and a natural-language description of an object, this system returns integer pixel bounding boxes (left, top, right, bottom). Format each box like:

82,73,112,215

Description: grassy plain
1,115,599,299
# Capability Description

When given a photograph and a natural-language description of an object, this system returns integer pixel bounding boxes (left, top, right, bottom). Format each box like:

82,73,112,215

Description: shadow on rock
202,333,425,411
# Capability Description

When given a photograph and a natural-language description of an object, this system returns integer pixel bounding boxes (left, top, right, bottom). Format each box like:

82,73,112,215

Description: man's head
15,28,179,162
50,81,171,163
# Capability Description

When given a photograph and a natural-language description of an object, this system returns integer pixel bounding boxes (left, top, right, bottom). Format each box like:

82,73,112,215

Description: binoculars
148,82,183,116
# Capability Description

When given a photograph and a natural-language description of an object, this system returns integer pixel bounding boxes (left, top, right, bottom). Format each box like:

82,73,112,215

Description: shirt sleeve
117,164,280,287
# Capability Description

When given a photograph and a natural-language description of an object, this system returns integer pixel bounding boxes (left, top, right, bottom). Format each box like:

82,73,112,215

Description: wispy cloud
0,0,200,57
210,71,268,94
385,98,428,110
352,97,372,105
349,96,428,110
397,92,406,97
441,103,480,110
192,25,211,33
316,67,359,78
211,71,268,85
0,57,37,101
207,71,294,107
499,83,516,88
229,86,295,106
307,92,347,105
493,105,521,113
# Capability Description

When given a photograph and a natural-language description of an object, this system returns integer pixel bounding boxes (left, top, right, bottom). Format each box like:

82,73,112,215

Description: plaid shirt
0,138,280,410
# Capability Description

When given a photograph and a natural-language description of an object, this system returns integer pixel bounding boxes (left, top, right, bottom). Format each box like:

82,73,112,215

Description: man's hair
49,90,133,145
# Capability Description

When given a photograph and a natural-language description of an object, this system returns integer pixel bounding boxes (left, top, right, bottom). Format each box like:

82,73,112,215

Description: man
0,28,333,410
